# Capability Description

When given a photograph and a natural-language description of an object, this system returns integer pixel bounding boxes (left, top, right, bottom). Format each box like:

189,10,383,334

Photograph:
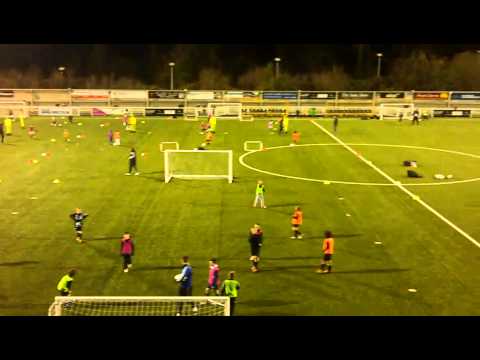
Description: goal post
160,142,180,152
48,296,230,316
0,101,30,117
379,103,414,120
164,150,233,183
207,103,242,120
183,107,200,121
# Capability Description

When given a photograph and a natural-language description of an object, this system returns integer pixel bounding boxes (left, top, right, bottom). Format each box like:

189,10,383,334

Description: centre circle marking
238,143,480,186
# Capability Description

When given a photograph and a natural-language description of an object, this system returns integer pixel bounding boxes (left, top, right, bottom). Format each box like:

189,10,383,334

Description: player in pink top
204,258,221,296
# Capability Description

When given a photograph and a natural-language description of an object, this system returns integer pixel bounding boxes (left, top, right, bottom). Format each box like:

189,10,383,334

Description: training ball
76,135,81,139
447,175,453,179
78,123,83,126
141,121,146,124
32,159,38,164
201,143,206,147
50,138,56,142
174,274,183,282
100,124,105,127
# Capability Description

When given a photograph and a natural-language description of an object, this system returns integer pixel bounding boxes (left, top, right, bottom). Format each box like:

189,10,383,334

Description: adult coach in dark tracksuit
412,109,420,125
0,121,4,143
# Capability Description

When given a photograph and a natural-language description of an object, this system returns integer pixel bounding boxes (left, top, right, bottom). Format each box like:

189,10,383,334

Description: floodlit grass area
1,116,480,315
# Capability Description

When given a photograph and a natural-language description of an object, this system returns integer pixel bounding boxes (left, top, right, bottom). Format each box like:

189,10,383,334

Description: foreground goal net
164,150,233,183
48,296,230,316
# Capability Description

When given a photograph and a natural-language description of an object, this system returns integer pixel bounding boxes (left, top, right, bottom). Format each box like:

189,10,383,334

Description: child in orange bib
292,131,300,144
291,206,303,239
317,230,334,273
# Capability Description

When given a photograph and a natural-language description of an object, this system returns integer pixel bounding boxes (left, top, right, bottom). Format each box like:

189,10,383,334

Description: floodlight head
169,62,175,67
377,53,383,57
274,57,281,62
58,66,66,72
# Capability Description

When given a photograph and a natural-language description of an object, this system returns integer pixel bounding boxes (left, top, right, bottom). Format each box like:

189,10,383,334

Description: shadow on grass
240,299,299,307
140,171,164,176
326,268,411,275
85,243,118,261
140,175,164,183
0,261,40,267
88,236,120,241
133,265,179,272
334,233,363,238
266,203,305,208
263,256,319,261
261,264,318,271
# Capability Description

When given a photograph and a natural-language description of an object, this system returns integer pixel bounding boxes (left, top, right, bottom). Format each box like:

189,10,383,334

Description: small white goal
164,149,233,183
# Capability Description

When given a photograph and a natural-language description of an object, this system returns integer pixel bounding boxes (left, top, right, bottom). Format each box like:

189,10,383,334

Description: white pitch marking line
238,143,480,186
238,143,480,187
310,119,480,250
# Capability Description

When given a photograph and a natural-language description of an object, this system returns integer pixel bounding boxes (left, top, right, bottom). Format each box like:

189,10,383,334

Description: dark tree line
0,45,479,90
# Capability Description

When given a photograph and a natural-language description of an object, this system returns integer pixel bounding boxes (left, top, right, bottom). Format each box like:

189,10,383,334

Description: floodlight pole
58,66,67,87
274,57,281,79
376,53,383,78
169,62,175,90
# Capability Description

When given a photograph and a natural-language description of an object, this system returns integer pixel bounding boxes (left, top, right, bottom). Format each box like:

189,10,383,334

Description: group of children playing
251,179,334,274
268,113,301,144
1,110,28,143
197,114,217,149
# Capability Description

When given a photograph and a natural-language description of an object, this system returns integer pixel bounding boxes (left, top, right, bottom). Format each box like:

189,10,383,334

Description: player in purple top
204,258,220,296
120,232,135,273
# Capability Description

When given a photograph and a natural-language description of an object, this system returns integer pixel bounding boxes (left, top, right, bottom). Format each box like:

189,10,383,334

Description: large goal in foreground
48,296,230,316
164,150,233,183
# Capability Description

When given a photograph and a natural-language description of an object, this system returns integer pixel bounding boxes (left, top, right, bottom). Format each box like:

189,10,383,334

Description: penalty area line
309,119,480,250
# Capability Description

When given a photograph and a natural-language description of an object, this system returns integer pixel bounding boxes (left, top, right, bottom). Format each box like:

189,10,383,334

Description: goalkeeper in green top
252,180,266,208
57,269,77,296
221,271,240,316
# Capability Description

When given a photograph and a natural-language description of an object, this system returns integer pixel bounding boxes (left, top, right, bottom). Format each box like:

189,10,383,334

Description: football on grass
174,274,183,282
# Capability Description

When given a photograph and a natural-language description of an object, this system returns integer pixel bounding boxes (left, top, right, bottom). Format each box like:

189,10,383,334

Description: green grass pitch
1,116,480,315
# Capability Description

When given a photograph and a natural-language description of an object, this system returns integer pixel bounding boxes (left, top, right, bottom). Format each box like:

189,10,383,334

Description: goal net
207,103,242,119
48,296,230,316
0,101,30,117
183,107,201,120
164,150,233,183
379,103,414,120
